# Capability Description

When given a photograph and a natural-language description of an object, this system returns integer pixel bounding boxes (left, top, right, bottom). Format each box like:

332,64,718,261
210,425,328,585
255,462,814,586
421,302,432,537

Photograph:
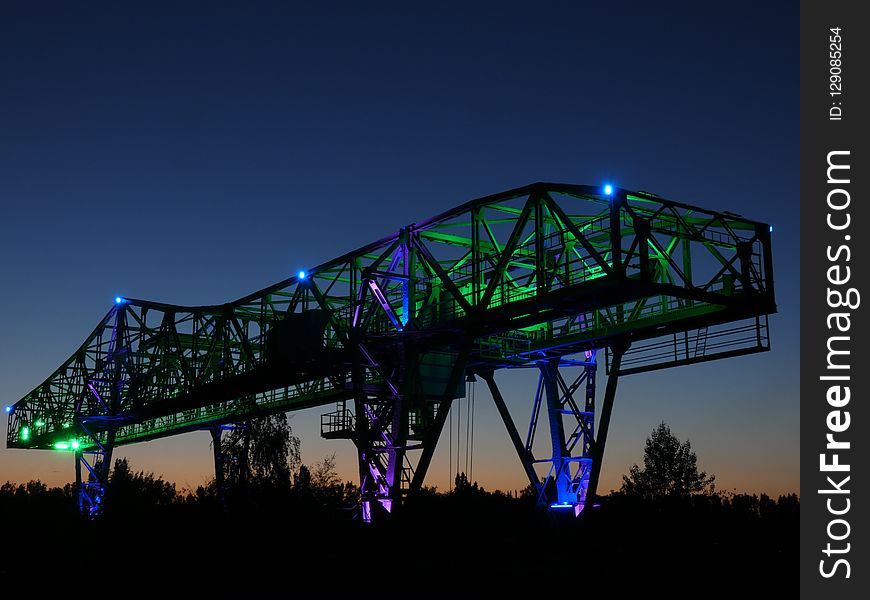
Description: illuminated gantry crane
6,183,775,520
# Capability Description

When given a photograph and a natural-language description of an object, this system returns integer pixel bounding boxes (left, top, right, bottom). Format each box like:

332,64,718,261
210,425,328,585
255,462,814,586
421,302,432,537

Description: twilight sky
0,2,799,497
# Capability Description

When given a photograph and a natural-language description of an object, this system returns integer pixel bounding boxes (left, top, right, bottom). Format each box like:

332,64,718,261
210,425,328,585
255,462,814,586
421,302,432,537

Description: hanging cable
449,394,453,491
456,384,463,481
469,379,475,483
465,383,471,477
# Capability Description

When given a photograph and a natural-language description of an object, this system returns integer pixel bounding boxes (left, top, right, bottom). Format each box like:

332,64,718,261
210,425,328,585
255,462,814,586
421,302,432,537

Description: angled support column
408,340,472,494
481,370,539,492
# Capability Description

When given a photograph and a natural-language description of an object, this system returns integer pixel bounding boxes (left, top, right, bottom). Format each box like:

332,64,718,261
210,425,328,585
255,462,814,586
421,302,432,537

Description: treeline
0,455,360,519
0,420,798,593
0,466,798,594
0,463,798,523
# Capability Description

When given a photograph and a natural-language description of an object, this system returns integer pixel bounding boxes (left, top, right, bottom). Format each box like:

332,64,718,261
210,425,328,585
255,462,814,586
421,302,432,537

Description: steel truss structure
6,183,775,519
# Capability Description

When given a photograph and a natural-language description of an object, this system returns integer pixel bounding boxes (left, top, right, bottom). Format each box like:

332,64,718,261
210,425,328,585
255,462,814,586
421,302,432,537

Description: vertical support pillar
586,340,629,509
75,302,125,518
759,223,775,302
74,450,83,515
351,342,401,522
488,356,598,513
353,395,407,521
239,423,251,487
541,359,572,505
74,439,113,518
384,384,408,515
210,426,224,491
584,351,597,453
102,433,116,480
210,425,227,509
576,350,597,511
354,396,377,522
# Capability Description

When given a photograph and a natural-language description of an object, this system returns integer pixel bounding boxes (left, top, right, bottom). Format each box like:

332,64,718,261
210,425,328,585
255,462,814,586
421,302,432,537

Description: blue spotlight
4,406,11,414
769,225,774,233
603,184,613,196
298,270,307,280
115,296,124,304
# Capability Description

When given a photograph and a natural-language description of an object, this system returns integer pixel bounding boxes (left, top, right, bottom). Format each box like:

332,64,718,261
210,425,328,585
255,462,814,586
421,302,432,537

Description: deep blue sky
0,2,799,495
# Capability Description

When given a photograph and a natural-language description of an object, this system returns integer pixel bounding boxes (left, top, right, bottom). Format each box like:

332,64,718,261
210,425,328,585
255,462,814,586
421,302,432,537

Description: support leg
481,371,539,492
349,341,471,521
353,397,406,522
490,354,598,514
354,396,376,522
586,341,628,508
541,359,574,505
75,441,113,518
407,396,451,493
75,450,83,515
210,426,227,509
408,342,471,493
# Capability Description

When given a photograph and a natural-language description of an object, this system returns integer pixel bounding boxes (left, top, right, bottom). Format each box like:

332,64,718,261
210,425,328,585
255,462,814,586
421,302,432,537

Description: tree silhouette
219,413,301,486
306,453,359,505
453,472,481,496
621,422,715,500
104,457,177,514
294,463,312,491
311,453,341,489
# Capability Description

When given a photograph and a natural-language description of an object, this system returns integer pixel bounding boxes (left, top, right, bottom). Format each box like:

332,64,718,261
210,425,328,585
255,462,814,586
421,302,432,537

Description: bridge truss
6,182,775,519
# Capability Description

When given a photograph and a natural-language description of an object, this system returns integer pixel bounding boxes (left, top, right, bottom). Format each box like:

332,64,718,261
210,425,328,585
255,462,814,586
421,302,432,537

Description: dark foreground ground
0,486,796,597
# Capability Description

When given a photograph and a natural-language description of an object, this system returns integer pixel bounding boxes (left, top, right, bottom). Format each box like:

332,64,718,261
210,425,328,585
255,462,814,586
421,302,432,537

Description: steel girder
6,182,776,517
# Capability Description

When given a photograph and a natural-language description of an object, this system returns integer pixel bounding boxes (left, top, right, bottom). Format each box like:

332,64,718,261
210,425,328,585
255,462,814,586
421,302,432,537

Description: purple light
87,382,107,409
